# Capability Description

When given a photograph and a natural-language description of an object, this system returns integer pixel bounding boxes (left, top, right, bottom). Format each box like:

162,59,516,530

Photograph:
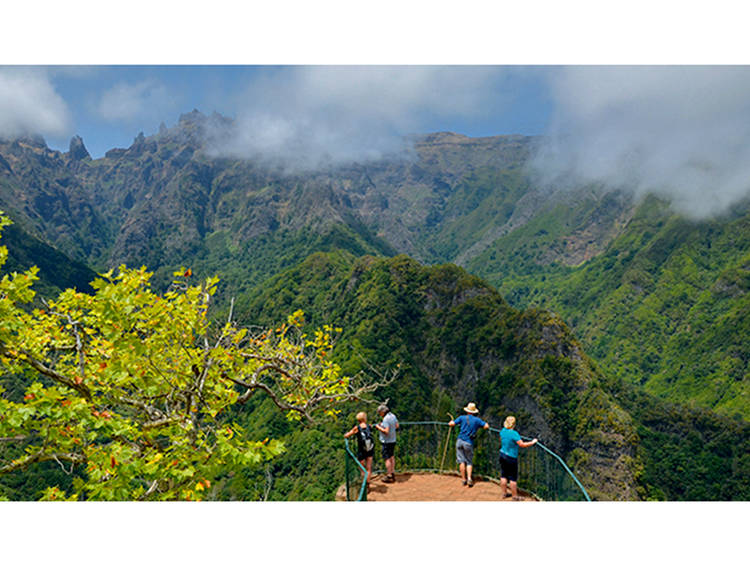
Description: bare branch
0,451,85,475
251,362,302,384
0,345,92,401
146,355,178,389
223,373,314,423
66,313,86,382
52,453,76,475
263,466,273,501
142,417,181,430
0,435,29,442
139,479,160,500
239,352,305,370
118,396,167,421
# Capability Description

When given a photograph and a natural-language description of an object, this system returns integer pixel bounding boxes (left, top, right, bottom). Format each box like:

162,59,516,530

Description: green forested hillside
227,252,749,500
472,196,750,420
1,235,746,501
1,221,97,297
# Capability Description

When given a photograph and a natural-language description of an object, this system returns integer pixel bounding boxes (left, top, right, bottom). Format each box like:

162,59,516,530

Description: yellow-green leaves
0,218,363,500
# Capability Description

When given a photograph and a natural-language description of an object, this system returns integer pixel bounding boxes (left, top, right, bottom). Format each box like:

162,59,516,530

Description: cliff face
243,253,640,499
0,115,630,285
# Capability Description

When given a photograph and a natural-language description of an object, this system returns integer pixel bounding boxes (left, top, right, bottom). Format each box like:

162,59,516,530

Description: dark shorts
357,448,374,461
381,442,396,460
500,453,518,482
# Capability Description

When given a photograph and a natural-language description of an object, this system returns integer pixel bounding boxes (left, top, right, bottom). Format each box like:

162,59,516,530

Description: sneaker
467,479,474,487
462,480,468,486
384,474,395,483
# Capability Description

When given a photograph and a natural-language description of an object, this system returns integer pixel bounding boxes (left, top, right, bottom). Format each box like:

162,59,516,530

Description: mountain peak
68,135,91,161
178,109,205,126
16,134,48,150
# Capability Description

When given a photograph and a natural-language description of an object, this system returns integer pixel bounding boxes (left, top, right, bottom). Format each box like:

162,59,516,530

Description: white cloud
95,79,174,123
213,66,509,169
0,67,71,139
531,66,750,218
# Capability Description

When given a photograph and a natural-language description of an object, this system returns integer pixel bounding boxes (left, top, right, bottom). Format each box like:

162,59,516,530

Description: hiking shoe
384,474,395,483
462,480,468,486
467,479,474,487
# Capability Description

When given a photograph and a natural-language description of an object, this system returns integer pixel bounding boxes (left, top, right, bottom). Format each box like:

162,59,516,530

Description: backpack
357,424,374,452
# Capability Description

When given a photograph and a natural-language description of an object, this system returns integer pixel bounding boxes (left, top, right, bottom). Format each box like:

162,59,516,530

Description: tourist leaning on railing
499,416,538,500
344,411,375,485
448,402,490,487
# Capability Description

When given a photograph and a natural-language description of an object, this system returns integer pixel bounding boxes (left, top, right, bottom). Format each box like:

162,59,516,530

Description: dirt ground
341,472,536,501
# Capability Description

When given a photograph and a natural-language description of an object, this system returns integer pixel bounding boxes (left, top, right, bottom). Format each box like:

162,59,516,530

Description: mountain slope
237,252,749,500
242,252,640,500
1,113,748,422
2,220,97,297
488,196,750,420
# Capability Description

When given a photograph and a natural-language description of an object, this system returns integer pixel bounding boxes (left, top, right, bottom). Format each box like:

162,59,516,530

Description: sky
4,64,750,218
1,66,554,158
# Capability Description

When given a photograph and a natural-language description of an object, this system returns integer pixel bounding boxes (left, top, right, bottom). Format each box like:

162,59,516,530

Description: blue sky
18,66,555,158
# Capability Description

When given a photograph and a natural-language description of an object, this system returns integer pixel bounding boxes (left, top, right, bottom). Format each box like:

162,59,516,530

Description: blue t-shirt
454,414,487,446
500,428,521,458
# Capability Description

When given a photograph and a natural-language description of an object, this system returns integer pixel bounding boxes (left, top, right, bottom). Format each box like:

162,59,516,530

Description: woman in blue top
499,416,538,500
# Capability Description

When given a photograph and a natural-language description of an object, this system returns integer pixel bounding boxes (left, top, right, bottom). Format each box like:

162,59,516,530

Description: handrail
487,427,592,502
343,420,591,501
531,440,591,502
344,437,368,501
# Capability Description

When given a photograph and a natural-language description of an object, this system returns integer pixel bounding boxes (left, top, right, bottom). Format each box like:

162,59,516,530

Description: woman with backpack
344,411,375,484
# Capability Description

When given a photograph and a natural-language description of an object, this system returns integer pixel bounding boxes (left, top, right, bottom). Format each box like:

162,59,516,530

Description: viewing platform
340,421,590,502
337,471,536,501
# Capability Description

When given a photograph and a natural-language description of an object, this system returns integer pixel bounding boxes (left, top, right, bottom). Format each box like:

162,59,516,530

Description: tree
0,212,389,500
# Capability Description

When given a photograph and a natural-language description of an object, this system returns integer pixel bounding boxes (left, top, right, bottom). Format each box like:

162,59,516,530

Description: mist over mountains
532,67,750,219
1,106,749,500
7,66,750,220
1,109,748,421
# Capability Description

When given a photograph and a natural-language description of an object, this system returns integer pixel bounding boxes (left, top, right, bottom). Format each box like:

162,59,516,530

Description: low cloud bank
209,66,508,170
0,68,71,140
531,66,750,218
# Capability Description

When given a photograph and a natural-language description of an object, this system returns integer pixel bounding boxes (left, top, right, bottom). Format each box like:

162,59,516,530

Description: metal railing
344,436,368,501
344,421,591,501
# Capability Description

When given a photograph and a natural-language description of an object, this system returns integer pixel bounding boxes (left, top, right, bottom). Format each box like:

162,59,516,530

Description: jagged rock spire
68,135,90,161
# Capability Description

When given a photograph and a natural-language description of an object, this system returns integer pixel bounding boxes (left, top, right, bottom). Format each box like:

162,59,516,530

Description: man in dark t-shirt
449,402,489,487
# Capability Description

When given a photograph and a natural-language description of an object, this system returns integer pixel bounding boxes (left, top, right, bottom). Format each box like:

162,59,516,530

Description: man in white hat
448,402,489,487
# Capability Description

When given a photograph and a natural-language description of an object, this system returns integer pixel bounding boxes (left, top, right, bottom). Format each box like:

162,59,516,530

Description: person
375,404,399,483
448,402,489,487
499,416,538,500
344,411,375,483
